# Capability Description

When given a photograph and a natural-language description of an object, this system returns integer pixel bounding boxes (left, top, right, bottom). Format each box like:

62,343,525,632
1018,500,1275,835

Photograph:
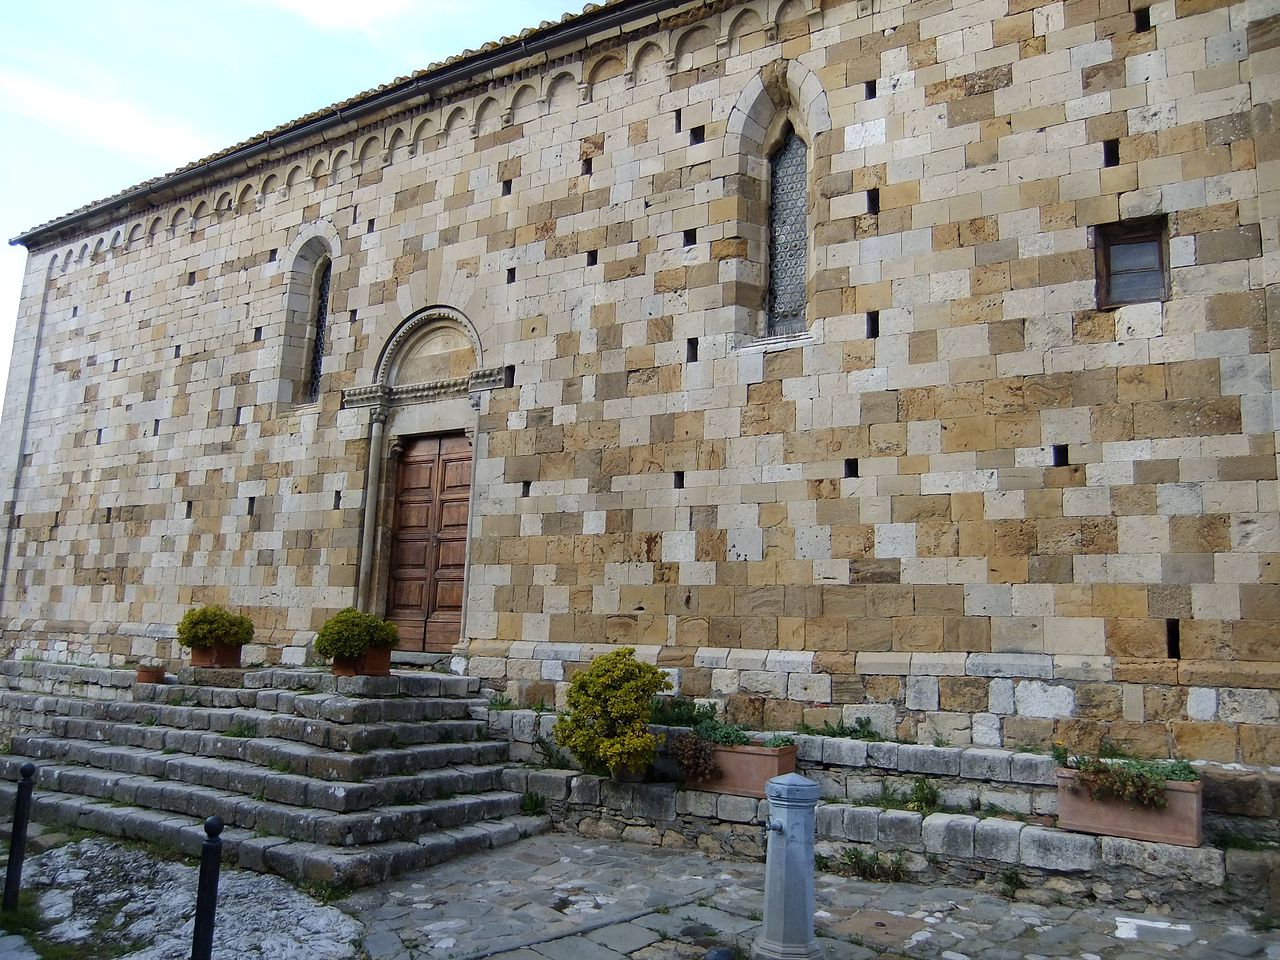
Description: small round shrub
552,647,671,776
315,608,399,660
176,605,254,650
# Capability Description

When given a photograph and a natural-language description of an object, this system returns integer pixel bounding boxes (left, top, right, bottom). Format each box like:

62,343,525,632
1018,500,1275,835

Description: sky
0,0,575,411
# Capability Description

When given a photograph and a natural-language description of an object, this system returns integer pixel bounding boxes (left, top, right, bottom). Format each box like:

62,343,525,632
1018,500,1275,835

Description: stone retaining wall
491,707,1280,849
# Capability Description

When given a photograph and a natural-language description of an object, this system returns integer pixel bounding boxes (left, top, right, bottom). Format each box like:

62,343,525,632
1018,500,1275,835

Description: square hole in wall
253,327,262,342
1134,6,1151,31
269,248,278,262
153,419,160,436
586,250,598,267
867,188,880,215
1052,444,1070,466
124,291,131,303
72,306,79,318
689,125,705,145
366,219,375,234
506,267,516,284
520,480,531,498
247,496,256,517
865,79,877,99
502,179,512,196
1103,139,1120,167
844,458,860,478
683,228,697,247
187,272,196,286
333,491,342,510
503,365,516,388
674,470,685,489
184,501,192,519
866,311,880,339
1166,618,1180,658
581,157,593,176
173,345,181,359
674,108,682,133
96,428,103,445
686,337,699,362
112,359,120,372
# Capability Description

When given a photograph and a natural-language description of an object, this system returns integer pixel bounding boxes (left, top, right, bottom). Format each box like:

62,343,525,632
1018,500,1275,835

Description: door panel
386,434,473,653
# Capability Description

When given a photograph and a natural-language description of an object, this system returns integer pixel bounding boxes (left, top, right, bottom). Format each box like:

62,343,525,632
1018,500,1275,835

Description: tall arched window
767,126,808,337
305,261,331,403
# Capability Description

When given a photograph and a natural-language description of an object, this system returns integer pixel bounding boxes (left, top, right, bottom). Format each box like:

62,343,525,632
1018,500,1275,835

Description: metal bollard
753,772,821,960
190,816,224,960
3,762,36,911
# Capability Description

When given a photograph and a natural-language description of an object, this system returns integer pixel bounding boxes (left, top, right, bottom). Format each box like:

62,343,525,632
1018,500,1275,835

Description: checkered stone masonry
1,0,1277,764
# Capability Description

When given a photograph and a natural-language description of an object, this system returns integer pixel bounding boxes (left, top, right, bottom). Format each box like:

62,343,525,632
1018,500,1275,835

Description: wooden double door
387,434,472,653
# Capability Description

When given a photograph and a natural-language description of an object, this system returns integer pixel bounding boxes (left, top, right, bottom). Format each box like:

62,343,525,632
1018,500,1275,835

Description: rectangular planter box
1056,768,1202,847
685,743,797,799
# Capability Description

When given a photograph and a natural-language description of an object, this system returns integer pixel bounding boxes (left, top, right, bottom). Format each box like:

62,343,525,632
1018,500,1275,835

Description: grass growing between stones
519,791,547,815
0,890,145,960
816,848,906,882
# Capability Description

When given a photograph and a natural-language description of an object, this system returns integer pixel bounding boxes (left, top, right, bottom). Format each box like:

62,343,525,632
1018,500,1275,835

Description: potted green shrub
176,605,254,668
553,647,671,779
672,716,796,799
1053,745,1202,847
315,608,399,676
132,662,166,684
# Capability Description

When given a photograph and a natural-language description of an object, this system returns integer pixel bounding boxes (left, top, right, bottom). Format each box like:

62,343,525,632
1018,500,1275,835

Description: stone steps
133,682,487,724
0,756,522,845
0,664,532,888
0,785,550,889
4,738,505,812
2,692,488,751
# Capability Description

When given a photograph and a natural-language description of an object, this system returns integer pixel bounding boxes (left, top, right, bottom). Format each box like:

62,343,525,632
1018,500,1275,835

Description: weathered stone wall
499,766,1278,911
0,0,1277,761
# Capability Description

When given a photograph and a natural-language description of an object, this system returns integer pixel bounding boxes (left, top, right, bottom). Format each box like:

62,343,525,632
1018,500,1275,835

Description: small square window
683,228,697,247
844,458,860,478
674,108,683,133
124,291,131,303
686,337,699,362
1134,6,1151,31
1052,444,1069,467
507,267,516,284
867,188,880,215
1096,218,1167,308
72,306,79,318
689,125,705,145
253,327,262,342
1102,139,1120,167
502,179,512,196
581,157,593,176
865,79,877,99
367,219,375,234
866,311,880,339
673,470,685,490
586,250,598,267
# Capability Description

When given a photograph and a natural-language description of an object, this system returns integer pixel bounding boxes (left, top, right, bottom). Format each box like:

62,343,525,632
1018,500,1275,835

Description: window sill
737,330,815,354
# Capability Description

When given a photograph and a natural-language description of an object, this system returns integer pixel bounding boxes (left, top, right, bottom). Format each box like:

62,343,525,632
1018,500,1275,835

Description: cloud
0,68,220,172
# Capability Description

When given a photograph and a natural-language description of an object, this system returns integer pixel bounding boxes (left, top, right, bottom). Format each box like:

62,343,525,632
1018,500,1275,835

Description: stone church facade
2,0,1277,763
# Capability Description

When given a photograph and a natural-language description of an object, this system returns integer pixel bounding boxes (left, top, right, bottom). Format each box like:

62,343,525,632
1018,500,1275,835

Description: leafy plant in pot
552,647,671,780
176,605,254,669
672,715,797,799
1052,744,1202,847
315,608,399,677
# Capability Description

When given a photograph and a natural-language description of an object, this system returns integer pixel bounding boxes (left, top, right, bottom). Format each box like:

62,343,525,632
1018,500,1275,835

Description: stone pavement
0,828,1277,958
339,832,1280,960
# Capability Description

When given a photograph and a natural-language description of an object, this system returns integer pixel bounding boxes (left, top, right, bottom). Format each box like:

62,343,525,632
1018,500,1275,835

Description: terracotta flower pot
188,642,243,669
331,645,393,677
1056,768,1202,847
684,742,797,799
134,665,166,684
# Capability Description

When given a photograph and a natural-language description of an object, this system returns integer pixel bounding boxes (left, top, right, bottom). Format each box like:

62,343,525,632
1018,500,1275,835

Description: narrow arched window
305,261,331,403
767,127,808,337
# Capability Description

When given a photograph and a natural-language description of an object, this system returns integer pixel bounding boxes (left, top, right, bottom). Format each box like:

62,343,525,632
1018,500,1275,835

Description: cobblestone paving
339,832,1280,960
0,826,1276,959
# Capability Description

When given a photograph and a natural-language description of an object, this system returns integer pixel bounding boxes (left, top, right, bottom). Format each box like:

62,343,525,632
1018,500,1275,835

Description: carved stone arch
331,148,351,180
721,60,831,343
260,174,280,199
373,305,483,390
545,71,578,111
507,83,540,124
215,191,234,217
236,183,256,209
443,106,469,144
283,165,304,198
353,305,489,631
278,220,342,405
721,6,767,56
585,52,625,101
355,134,382,173
309,156,329,183
109,229,122,250
191,200,210,226
126,223,144,246
630,39,666,84
472,97,501,137
384,127,408,163
410,115,436,154
672,24,716,72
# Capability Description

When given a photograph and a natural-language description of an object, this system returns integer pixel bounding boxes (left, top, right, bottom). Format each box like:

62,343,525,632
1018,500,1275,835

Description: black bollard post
190,816,224,960
3,762,36,911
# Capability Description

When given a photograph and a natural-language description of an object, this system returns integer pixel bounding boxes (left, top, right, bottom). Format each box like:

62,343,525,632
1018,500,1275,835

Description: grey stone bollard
753,772,822,960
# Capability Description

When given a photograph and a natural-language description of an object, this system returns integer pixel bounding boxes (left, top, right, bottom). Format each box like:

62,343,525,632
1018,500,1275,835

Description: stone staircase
0,663,546,889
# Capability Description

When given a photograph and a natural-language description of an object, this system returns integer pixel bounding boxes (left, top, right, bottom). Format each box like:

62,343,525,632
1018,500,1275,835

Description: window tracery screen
767,131,807,337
